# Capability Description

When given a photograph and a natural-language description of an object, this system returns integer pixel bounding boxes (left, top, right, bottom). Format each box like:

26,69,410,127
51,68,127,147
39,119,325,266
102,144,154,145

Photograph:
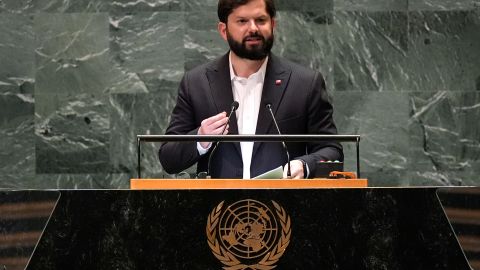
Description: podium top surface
130,179,368,189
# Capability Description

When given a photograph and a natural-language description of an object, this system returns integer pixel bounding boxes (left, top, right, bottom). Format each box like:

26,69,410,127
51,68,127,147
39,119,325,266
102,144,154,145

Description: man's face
218,0,275,60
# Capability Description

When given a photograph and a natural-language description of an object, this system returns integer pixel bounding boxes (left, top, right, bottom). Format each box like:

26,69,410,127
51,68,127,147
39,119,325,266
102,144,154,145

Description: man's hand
283,160,304,179
198,112,229,149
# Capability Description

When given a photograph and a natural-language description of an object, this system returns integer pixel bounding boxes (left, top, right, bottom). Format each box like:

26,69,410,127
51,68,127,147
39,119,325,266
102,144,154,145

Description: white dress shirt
197,53,268,179
230,54,268,179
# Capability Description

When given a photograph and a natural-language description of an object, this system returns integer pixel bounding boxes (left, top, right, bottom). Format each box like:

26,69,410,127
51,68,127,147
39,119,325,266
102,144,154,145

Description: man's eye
238,19,247,24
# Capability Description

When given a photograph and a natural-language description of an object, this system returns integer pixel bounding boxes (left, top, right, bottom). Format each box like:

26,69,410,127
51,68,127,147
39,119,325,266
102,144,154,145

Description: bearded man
159,0,343,179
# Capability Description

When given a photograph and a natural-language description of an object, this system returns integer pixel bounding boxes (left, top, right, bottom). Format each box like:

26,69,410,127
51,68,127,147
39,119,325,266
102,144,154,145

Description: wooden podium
130,179,368,189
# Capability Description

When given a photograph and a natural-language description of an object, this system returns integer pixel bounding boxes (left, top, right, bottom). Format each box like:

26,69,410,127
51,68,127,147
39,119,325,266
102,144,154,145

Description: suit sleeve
296,72,344,176
158,72,202,174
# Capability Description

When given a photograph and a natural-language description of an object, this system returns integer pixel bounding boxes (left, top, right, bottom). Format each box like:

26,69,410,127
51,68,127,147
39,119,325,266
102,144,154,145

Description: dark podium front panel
25,189,470,270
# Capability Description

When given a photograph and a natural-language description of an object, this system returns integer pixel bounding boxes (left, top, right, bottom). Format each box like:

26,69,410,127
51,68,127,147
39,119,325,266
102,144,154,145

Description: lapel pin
275,79,282,85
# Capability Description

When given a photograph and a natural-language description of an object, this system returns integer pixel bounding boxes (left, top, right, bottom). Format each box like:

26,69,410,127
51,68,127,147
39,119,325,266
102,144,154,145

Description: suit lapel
205,53,241,154
252,54,291,158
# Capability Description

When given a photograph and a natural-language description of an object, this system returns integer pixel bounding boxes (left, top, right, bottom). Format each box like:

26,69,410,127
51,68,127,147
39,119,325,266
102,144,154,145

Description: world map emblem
206,199,291,270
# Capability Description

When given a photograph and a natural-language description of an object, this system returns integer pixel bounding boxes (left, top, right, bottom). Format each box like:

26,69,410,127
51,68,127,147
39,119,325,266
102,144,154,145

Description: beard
227,30,274,61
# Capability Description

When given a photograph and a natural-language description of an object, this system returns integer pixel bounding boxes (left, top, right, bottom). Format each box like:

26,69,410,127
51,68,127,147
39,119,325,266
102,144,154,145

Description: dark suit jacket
159,53,343,178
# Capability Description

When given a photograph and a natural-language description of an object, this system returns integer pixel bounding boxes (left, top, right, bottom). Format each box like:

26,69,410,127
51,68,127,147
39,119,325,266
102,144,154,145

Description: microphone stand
266,104,291,178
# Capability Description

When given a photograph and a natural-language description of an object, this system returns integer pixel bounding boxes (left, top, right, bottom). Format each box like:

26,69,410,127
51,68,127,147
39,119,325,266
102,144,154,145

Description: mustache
243,33,265,42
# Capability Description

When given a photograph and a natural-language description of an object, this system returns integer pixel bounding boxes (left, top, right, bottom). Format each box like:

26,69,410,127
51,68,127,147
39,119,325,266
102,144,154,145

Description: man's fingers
212,125,228,135
201,112,228,134
283,160,304,179
203,112,227,125
210,117,228,130
199,112,229,135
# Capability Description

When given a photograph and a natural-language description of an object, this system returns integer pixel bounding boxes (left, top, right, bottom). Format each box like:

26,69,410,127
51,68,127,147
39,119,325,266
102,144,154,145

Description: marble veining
0,0,478,187
35,93,110,173
109,11,185,92
0,94,35,187
0,14,35,95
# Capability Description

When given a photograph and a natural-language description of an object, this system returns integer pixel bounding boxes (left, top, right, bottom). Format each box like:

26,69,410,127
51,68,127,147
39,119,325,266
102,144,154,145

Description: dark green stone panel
184,10,229,71
408,91,480,186
333,92,411,185
34,13,111,95
409,0,479,10
0,14,35,94
272,11,333,82
35,93,110,173
332,11,409,91
0,0,107,13
276,0,333,13
109,0,181,12
334,0,408,11
0,94,35,188
333,90,480,186
184,0,218,11
109,12,185,93
0,0,181,13
407,10,480,91
332,10,480,91
109,92,178,178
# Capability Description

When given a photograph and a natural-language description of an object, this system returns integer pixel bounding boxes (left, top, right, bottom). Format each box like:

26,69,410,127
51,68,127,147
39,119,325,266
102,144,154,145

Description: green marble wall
0,0,479,188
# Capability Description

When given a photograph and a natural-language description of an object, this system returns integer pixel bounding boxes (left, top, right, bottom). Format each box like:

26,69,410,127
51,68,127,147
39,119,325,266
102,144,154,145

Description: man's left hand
283,160,304,179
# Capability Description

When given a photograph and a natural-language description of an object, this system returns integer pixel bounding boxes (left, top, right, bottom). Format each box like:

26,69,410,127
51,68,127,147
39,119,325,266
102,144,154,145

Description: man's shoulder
186,60,213,74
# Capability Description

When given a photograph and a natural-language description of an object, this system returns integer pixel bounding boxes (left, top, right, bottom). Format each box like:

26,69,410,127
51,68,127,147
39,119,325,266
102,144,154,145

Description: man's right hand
198,112,229,149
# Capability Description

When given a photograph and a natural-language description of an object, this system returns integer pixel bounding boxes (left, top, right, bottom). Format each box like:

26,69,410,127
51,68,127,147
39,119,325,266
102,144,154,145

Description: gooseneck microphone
266,103,291,178
206,101,239,178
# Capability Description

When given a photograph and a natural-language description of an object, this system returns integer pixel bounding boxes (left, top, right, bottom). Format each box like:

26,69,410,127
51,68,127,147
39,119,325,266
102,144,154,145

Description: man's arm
158,73,201,174
158,73,229,174
286,72,343,178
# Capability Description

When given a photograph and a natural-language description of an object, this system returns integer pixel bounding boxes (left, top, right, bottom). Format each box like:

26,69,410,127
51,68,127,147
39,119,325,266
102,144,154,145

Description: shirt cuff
197,142,212,155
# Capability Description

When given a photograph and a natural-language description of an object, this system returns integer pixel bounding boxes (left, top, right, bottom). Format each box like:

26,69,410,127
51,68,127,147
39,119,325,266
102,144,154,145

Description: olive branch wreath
206,201,291,270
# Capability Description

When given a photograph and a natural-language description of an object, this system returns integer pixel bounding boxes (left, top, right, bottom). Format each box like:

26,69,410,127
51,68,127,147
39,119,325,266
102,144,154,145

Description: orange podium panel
130,178,368,190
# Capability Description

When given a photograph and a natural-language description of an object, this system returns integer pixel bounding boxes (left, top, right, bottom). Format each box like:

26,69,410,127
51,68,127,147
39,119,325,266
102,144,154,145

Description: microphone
206,101,239,178
265,103,291,178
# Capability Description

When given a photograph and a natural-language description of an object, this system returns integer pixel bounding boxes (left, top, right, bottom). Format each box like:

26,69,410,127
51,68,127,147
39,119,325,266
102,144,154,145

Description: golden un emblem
206,199,291,270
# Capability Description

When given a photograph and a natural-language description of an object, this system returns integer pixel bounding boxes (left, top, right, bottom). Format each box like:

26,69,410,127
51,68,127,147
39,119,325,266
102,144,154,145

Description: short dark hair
217,0,276,23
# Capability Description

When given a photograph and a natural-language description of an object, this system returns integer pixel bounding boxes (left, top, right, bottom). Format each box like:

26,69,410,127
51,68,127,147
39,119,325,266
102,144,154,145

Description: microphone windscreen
232,101,239,111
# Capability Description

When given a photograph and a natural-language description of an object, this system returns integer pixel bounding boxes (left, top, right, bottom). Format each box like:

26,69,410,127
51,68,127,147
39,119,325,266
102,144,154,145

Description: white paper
253,166,284,179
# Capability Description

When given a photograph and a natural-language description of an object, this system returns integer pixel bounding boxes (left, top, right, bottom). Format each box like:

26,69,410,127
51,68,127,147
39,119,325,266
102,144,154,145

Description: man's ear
271,18,276,30
218,22,227,41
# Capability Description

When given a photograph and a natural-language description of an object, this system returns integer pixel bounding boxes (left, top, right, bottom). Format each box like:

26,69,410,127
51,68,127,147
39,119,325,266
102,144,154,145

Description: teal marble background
0,0,479,188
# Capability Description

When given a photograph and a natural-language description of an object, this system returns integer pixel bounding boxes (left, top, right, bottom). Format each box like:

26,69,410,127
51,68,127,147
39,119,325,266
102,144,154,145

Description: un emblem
206,199,291,270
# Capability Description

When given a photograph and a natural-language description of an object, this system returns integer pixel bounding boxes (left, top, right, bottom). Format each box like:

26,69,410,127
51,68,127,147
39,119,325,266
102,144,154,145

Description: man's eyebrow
256,15,269,20
232,15,268,20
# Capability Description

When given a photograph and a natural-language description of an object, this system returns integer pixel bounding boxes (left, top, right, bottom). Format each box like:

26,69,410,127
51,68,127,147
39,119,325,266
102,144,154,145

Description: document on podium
253,166,284,179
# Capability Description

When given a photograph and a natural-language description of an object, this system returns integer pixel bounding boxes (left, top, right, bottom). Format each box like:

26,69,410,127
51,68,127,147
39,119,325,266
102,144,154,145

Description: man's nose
247,20,259,32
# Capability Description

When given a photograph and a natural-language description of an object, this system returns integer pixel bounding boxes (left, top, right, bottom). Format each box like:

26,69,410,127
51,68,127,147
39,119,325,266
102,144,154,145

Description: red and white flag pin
275,79,282,85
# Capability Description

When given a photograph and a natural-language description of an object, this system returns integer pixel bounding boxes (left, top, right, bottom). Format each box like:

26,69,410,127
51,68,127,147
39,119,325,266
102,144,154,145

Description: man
159,0,343,179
